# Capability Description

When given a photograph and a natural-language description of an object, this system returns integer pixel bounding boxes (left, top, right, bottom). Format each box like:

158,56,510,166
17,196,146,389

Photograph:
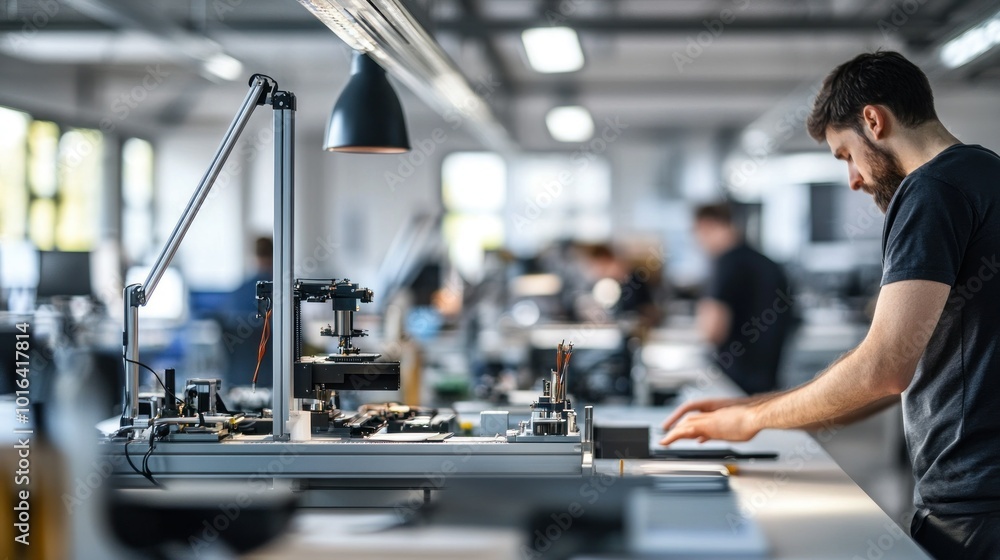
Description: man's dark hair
807,51,937,141
694,203,733,225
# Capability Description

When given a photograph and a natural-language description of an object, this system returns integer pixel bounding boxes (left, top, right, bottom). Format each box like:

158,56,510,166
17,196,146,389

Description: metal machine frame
120,75,298,438
112,75,590,486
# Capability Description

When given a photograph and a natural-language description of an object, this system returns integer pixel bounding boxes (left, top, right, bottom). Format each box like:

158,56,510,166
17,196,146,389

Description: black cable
124,439,158,487
123,357,182,405
124,439,142,476
141,426,161,487
122,421,164,487
142,446,156,484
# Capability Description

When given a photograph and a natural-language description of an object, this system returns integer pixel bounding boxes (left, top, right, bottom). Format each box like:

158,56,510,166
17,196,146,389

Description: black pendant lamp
325,51,410,153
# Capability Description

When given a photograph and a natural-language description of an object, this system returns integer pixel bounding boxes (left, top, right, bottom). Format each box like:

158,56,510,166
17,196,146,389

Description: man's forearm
741,349,855,417
799,395,900,431
749,345,900,431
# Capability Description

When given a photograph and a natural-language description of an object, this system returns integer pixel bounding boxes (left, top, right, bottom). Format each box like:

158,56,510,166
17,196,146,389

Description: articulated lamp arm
120,75,274,427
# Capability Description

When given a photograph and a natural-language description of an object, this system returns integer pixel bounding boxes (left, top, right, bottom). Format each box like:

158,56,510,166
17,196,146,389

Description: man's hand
659,404,760,446
660,396,756,432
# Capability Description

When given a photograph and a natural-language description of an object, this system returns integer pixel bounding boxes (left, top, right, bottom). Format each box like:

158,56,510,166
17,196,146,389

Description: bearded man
661,51,1000,559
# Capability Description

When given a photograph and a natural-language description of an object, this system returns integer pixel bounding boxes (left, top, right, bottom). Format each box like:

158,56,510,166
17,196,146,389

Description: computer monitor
36,251,92,299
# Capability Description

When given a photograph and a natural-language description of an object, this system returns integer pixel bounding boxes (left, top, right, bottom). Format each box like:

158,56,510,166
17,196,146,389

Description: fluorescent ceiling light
545,105,594,142
940,9,1000,68
0,31,172,63
521,27,584,73
202,53,244,82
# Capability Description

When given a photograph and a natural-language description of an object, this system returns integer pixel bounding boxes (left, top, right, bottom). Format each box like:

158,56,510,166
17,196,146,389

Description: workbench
102,325,931,559
239,401,930,559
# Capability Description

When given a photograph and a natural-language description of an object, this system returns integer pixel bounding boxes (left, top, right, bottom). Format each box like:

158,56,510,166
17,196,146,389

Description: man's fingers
661,401,710,430
660,399,721,431
658,430,682,446
661,407,692,431
659,419,699,446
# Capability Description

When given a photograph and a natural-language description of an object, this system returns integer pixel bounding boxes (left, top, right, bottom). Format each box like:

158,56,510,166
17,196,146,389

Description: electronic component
516,342,579,440
400,412,456,433
256,279,401,402
136,394,163,421
184,378,221,415
486,341,583,443
306,403,457,438
522,379,577,437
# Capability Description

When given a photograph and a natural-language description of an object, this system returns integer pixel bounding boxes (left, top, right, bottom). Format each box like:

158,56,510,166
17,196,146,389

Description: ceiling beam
515,78,811,97
457,0,517,141
0,20,115,32
458,0,514,92
0,16,939,36
34,0,244,82
432,16,940,35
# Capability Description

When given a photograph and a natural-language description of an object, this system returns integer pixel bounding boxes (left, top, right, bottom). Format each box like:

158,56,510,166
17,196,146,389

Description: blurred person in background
222,236,272,388
579,243,663,334
692,203,795,394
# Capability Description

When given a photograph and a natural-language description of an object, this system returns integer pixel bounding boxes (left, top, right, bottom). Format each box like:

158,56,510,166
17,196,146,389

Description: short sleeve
881,178,976,287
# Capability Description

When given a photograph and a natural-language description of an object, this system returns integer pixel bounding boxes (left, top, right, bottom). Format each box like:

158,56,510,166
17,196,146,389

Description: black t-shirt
706,244,794,394
881,144,1000,515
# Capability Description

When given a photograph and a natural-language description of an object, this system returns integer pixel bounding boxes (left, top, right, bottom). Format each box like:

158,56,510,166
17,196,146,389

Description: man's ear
862,105,891,140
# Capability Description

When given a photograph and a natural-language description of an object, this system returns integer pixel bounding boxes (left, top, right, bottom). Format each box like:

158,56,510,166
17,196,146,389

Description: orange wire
251,308,272,389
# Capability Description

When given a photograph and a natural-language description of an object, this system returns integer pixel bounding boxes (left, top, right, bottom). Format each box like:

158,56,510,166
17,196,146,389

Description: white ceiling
0,0,998,150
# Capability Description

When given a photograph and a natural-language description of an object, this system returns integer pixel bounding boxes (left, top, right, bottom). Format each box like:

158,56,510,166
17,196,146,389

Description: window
27,120,60,249
506,154,611,255
441,152,506,283
0,107,30,241
122,138,155,263
21,118,104,251
56,128,103,250
440,152,613,279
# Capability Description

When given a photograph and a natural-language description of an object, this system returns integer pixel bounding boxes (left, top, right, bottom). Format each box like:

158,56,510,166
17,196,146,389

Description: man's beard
862,137,907,213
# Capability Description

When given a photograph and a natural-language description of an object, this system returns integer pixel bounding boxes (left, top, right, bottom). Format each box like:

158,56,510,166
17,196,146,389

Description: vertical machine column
271,91,296,440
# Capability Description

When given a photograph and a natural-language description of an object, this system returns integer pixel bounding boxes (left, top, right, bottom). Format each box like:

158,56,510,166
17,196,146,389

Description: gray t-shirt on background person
881,143,1000,516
